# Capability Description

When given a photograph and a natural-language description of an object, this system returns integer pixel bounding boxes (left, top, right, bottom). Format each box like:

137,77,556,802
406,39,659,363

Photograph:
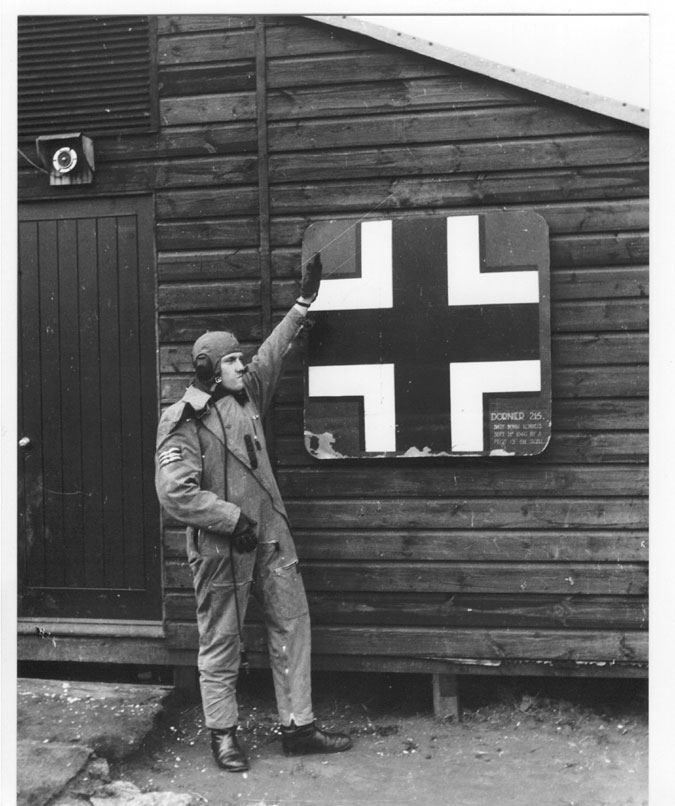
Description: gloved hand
299,253,322,302
231,512,258,553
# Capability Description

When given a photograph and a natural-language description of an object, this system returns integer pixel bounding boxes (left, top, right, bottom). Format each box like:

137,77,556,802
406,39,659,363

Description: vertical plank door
18,197,161,620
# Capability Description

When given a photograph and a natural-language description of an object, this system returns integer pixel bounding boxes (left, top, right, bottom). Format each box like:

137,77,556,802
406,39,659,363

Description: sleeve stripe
158,447,182,467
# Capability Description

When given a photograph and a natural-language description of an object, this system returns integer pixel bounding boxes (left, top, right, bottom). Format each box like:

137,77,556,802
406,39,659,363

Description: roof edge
307,15,648,129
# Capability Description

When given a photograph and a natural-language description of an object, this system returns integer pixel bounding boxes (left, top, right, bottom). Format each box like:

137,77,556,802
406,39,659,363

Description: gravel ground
114,671,648,806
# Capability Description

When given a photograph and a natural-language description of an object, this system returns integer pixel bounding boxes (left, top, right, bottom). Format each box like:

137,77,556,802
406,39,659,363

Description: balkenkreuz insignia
302,211,551,458
159,446,182,467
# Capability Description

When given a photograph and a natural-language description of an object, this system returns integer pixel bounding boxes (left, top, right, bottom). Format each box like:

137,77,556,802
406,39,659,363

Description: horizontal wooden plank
268,106,631,152
274,466,648,500
281,498,647,531
552,266,648,300
266,50,458,89
159,62,256,96
163,527,647,563
540,201,648,237
164,591,647,630
551,232,648,268
552,367,648,398
157,16,255,34
292,532,648,564
157,187,258,219
140,156,259,189
157,30,256,65
267,168,648,217
165,622,648,662
156,220,258,250
553,398,648,430
160,92,257,126
158,250,260,282
551,299,648,332
553,334,648,365
17,635,172,665
107,123,259,160
269,134,648,181
264,19,382,59
165,559,646,596
281,653,648,678
159,311,263,342
266,75,528,121
157,250,298,285
158,280,260,313
537,433,647,463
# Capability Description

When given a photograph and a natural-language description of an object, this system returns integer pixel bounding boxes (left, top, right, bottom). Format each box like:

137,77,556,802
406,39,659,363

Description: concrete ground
16,678,175,806
14,671,649,806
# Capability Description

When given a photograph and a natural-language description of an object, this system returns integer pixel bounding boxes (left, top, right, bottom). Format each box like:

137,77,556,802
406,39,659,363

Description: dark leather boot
281,721,353,756
210,727,249,772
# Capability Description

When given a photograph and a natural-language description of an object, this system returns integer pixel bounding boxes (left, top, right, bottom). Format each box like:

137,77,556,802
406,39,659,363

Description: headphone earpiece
194,353,216,383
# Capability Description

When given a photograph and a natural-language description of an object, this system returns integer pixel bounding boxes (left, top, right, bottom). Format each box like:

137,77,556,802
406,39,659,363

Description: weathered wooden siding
17,15,648,673
155,16,648,673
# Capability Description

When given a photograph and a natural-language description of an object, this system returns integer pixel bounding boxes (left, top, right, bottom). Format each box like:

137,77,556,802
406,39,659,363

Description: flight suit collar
180,384,212,413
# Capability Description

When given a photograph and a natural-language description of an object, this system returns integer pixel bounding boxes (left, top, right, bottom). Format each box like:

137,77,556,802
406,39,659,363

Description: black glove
231,513,258,553
299,253,323,302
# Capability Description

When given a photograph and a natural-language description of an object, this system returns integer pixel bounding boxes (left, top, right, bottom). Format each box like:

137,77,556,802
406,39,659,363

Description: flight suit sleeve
246,306,306,414
155,413,240,534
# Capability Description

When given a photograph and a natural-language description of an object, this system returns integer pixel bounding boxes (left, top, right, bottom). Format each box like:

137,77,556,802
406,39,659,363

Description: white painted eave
307,14,648,129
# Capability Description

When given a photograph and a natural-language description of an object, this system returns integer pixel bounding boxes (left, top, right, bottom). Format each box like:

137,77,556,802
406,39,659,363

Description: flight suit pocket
196,528,229,557
263,561,308,622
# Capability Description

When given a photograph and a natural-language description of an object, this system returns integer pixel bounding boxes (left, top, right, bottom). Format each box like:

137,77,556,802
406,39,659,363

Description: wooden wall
18,15,648,674
156,16,648,675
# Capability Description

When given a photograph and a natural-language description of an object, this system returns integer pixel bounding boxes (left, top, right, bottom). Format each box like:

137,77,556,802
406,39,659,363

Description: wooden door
18,197,161,620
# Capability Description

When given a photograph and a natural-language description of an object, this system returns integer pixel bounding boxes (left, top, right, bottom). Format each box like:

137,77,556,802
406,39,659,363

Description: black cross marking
308,217,539,452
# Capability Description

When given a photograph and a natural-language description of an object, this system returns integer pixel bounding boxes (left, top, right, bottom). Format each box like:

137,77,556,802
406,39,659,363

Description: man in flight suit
155,255,352,772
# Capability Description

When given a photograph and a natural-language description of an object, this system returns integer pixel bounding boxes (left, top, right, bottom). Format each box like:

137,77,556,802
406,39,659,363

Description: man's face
218,352,246,392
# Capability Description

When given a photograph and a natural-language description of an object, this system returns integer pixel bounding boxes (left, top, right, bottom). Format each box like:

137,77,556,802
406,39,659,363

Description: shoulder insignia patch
158,446,182,468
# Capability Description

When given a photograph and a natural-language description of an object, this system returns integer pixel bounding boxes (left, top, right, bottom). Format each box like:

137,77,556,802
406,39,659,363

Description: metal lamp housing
35,133,95,186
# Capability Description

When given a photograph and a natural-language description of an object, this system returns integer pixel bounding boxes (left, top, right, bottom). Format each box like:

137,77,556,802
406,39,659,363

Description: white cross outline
307,363,396,452
309,220,393,311
447,215,539,306
449,360,542,452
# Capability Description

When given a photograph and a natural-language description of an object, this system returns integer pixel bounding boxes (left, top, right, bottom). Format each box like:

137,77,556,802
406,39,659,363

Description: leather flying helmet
192,331,242,383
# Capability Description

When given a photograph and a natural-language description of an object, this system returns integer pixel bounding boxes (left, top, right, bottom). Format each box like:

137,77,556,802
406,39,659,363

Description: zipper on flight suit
250,414,262,451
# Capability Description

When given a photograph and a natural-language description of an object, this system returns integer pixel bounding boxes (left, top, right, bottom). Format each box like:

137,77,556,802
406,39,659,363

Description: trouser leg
255,547,314,726
189,536,254,730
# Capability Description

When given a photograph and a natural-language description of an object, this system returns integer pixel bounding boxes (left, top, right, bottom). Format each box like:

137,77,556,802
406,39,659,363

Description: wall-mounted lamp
35,132,95,186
